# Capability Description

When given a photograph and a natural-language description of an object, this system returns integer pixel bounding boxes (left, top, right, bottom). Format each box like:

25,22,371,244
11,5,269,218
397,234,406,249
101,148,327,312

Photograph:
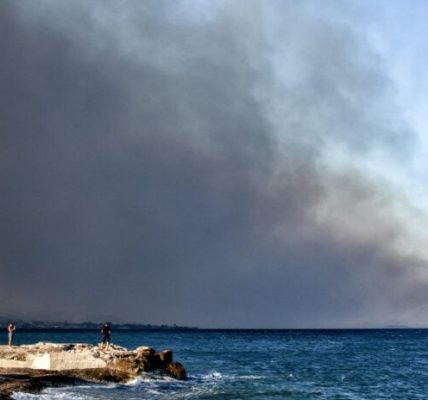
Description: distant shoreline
5,327,428,332
0,318,424,331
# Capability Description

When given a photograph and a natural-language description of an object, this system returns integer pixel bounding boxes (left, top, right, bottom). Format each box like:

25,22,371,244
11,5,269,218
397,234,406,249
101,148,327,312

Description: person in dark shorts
101,322,111,350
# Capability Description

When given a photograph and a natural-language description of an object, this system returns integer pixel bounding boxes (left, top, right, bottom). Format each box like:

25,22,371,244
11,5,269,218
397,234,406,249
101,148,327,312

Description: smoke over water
1,0,427,327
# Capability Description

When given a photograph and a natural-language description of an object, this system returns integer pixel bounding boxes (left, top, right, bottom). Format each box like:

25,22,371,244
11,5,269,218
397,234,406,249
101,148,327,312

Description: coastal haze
1,0,428,328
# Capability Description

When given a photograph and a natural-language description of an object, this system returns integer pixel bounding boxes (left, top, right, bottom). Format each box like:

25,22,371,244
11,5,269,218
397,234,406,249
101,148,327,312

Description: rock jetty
0,342,186,399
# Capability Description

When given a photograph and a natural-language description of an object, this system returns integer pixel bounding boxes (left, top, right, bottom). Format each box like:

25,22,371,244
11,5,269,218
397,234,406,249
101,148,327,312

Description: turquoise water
8,329,428,399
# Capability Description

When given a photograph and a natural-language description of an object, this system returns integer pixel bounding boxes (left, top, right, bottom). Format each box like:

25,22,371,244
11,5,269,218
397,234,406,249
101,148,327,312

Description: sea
6,329,428,399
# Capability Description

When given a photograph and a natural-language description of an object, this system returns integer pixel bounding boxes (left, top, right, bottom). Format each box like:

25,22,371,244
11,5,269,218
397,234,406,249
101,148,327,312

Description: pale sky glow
364,1,428,149
348,1,428,249
1,0,428,328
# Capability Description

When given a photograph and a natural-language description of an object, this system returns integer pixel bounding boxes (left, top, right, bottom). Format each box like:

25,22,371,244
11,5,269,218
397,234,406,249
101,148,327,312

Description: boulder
166,362,187,380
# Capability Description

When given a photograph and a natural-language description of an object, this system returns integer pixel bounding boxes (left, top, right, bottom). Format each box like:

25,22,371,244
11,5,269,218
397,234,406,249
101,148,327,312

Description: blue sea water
7,329,428,399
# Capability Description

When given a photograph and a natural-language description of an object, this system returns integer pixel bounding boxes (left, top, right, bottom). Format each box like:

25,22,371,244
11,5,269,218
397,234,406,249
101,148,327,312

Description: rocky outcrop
0,343,186,399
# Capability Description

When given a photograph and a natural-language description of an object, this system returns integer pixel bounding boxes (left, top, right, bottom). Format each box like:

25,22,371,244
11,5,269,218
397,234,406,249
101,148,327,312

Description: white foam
209,371,223,380
70,382,118,390
12,391,87,400
12,382,118,400
124,376,142,386
240,374,263,380
124,376,147,386
192,371,262,382
195,371,225,381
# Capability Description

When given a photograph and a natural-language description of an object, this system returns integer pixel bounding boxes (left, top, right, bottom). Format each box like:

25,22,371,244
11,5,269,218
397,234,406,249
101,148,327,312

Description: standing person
7,322,16,346
101,322,111,350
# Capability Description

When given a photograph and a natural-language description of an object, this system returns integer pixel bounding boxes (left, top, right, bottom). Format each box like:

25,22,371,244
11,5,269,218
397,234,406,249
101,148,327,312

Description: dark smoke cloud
0,0,425,327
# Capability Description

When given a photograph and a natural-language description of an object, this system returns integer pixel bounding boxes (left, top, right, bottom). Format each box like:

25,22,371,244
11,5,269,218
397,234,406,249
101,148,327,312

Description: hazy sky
2,0,428,328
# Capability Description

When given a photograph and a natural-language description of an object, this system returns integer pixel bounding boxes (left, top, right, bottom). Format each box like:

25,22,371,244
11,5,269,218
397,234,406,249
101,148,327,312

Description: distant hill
0,318,197,330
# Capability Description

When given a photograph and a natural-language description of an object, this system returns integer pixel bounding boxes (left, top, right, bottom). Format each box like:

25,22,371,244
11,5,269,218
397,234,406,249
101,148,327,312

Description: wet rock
166,362,187,380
